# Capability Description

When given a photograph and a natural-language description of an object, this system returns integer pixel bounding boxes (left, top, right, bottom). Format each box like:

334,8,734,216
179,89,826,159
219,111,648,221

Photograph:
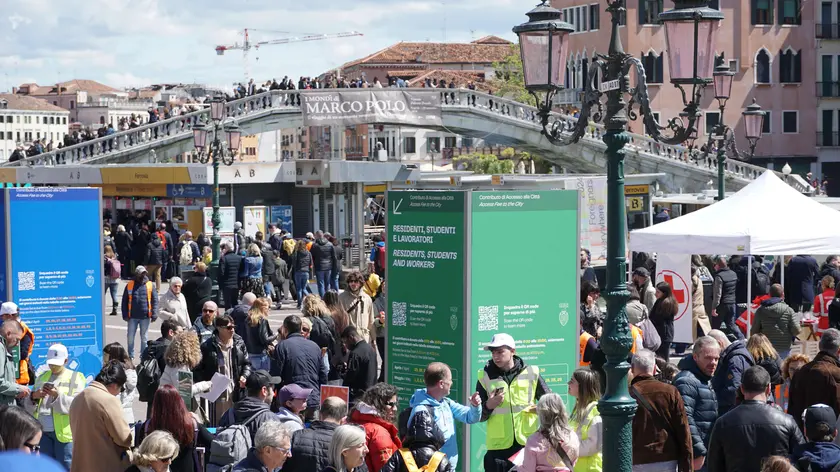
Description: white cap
485,333,516,350
0,302,18,316
46,344,68,366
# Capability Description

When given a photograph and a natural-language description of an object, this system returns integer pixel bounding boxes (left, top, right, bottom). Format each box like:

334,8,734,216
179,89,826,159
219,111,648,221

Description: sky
0,0,529,93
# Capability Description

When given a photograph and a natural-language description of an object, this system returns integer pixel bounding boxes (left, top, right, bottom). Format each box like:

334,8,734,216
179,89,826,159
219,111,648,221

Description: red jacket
350,408,402,472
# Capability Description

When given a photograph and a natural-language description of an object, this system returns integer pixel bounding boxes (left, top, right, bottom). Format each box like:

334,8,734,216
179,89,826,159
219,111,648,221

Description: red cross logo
657,269,690,321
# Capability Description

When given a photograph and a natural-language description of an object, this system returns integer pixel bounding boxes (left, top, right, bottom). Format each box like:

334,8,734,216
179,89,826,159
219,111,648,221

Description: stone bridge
1,89,811,194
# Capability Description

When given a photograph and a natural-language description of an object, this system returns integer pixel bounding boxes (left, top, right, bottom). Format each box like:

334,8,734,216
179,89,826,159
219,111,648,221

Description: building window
756,49,771,83
5,132,10,140
779,49,801,83
589,4,600,30
444,136,457,148
62,117,67,125
705,111,721,135
641,51,664,83
70,101,75,109
778,0,800,24
709,0,720,8
762,111,772,134
782,111,798,133
639,0,663,24
404,137,416,153
752,0,774,24
728,59,739,72
427,137,440,153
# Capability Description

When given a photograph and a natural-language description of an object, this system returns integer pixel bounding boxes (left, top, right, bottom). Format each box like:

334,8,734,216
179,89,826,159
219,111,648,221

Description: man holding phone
25,343,86,469
476,333,551,472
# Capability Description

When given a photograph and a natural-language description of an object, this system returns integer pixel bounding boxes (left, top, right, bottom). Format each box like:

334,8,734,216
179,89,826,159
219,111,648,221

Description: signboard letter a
310,167,318,176
234,170,241,178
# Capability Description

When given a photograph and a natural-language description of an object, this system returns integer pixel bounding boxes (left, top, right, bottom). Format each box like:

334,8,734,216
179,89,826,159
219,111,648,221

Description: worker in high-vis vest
121,265,159,359
27,343,86,469
476,333,550,472
0,302,34,386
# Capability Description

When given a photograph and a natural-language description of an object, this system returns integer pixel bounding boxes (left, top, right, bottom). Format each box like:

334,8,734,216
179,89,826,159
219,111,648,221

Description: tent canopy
630,171,840,255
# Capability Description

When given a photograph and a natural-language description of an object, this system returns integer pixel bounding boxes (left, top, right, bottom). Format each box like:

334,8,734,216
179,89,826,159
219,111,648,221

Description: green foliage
453,153,515,174
489,45,536,106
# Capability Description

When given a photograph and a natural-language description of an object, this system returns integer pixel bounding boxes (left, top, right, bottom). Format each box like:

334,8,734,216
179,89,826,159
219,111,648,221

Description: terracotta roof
471,35,513,45
338,40,514,70
0,94,69,112
20,79,122,96
406,70,492,92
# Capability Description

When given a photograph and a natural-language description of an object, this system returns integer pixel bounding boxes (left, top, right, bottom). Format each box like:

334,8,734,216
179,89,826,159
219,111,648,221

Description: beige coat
692,275,712,338
69,381,132,472
339,290,375,344
159,289,190,328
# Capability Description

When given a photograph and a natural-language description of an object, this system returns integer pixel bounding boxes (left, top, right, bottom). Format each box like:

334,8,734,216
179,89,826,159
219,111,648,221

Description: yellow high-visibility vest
478,364,540,450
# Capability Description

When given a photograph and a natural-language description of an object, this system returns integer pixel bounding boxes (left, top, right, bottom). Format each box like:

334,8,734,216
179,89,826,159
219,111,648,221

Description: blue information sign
167,184,212,198
270,205,294,235
9,188,104,381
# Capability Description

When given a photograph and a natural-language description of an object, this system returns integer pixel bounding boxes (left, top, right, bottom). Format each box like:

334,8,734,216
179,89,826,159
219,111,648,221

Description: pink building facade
551,0,821,183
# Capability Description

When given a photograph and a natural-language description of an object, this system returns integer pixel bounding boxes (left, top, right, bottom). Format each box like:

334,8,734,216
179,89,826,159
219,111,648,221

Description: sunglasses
385,401,398,407
203,309,216,313
221,325,235,331
24,441,40,453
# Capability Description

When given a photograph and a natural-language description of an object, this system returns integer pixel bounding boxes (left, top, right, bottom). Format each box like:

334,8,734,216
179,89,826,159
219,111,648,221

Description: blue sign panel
167,184,212,198
270,205,294,235
9,188,103,381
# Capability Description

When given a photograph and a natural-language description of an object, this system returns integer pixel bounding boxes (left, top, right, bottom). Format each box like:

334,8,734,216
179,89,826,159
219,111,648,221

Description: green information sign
387,191,467,408
10,344,19,378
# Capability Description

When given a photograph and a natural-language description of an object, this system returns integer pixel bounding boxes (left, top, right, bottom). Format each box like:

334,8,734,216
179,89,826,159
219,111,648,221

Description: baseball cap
0,301,19,316
135,265,147,275
804,404,837,433
278,384,312,404
485,333,516,350
246,370,282,391
632,267,650,278
305,232,315,239
46,344,69,366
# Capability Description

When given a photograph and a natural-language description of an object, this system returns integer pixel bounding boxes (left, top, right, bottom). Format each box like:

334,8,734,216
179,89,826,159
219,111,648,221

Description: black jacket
115,230,132,257
243,318,277,355
218,396,277,441
293,250,312,275
284,421,339,472
344,340,378,401
673,355,719,458
261,248,276,282
332,244,344,273
310,239,336,272
220,252,243,289
145,237,166,266
475,355,551,423
711,340,754,415
141,336,171,374
715,267,738,306
789,255,820,306
231,303,251,340
273,333,328,408
821,263,840,289
707,400,805,472
649,297,676,344
195,333,253,402
380,408,453,472
182,272,213,322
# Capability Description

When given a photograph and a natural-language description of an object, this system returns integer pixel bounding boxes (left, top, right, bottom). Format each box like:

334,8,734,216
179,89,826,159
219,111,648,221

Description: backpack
752,266,770,296
207,410,262,471
107,258,121,279
136,349,162,402
374,244,386,276
398,405,434,441
180,242,194,265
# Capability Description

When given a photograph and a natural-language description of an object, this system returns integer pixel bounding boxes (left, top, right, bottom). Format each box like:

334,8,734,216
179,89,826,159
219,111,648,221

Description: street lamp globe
225,122,242,153
742,99,766,146
782,163,792,175
513,0,575,93
210,97,226,122
192,123,208,150
713,64,735,105
659,0,724,84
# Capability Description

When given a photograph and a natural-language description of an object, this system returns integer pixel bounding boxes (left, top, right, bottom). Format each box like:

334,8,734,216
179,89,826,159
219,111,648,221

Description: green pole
210,132,222,300
717,146,726,201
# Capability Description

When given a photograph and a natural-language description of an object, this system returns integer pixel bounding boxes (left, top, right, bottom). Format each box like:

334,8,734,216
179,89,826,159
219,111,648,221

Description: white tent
630,170,840,255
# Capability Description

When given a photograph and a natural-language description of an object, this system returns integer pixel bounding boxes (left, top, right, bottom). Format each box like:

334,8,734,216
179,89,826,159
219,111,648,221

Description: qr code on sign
478,305,499,332
18,271,35,291
392,301,407,326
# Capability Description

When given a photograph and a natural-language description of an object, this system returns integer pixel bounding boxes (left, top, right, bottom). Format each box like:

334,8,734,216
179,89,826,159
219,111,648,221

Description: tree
488,45,536,106
453,153,515,174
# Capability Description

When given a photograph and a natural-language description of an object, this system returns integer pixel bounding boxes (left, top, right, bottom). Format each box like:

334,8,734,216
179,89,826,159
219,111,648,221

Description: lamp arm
725,127,754,161
538,59,605,146
625,56,698,146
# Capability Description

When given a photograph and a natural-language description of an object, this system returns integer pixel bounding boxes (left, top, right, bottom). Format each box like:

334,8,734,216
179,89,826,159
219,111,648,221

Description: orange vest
580,332,593,366
630,325,642,355
126,280,154,318
15,322,34,385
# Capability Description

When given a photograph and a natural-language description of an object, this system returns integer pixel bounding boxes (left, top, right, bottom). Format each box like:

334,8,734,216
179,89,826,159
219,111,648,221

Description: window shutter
794,51,802,82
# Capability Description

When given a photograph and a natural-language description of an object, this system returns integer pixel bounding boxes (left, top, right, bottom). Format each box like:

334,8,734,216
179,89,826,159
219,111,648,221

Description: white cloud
8,15,32,31
104,72,153,89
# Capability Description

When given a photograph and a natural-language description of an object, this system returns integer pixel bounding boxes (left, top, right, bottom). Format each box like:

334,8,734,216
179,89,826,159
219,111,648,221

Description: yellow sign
625,184,649,195
491,175,505,186
626,196,645,212
364,184,387,193
98,184,168,197
0,168,17,183
100,167,192,184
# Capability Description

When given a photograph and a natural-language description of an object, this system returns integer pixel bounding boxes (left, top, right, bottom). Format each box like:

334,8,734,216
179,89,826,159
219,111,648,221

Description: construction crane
215,29,364,81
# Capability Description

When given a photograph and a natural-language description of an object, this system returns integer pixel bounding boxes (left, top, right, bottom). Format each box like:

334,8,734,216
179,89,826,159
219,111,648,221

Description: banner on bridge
301,90,442,126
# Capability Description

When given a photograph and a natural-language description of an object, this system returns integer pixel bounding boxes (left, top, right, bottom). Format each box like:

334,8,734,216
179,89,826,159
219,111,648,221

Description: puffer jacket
283,421,339,472
194,333,252,402
751,297,801,353
293,249,313,274
711,339,754,415
707,400,805,472
310,238,336,272
380,408,453,472
145,237,166,265
260,247,276,283
351,404,403,472
673,355,718,459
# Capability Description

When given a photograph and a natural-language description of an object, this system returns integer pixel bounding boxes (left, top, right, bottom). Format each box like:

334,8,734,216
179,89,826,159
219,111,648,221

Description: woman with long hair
292,240,313,309
521,393,580,472
322,424,369,472
137,386,213,472
814,275,836,336
240,243,265,297
580,280,602,324
746,333,783,387
105,245,121,316
160,331,210,398
302,294,341,381
125,430,180,472
649,281,679,361
349,383,402,472
568,369,602,472
244,297,277,371
324,290,350,336
779,353,809,411
0,405,42,454
103,342,138,430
